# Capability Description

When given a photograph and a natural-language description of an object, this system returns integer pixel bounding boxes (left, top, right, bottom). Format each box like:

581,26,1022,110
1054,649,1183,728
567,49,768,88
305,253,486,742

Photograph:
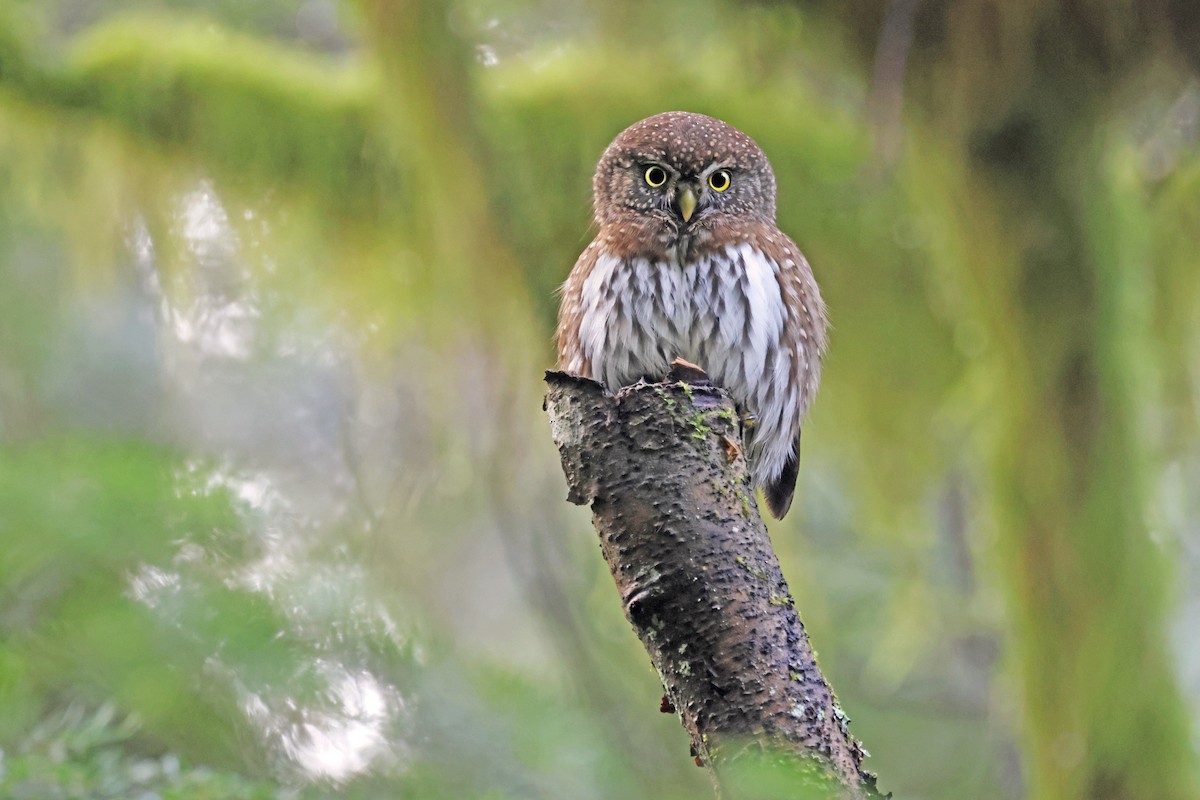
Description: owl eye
708,170,732,192
644,166,668,187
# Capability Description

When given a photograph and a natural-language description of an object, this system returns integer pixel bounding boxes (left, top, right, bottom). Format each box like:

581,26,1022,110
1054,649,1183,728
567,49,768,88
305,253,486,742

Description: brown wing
554,240,604,378
764,445,801,519
755,227,829,519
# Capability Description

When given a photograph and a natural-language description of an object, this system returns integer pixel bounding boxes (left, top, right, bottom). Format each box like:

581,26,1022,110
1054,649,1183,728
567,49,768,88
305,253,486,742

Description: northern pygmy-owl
556,112,829,519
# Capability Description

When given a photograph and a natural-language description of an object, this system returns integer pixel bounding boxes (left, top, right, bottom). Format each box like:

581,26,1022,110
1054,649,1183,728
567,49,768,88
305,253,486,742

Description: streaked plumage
556,112,828,518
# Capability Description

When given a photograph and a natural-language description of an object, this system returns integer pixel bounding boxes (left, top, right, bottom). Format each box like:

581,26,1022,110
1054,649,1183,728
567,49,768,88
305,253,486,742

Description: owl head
591,112,778,237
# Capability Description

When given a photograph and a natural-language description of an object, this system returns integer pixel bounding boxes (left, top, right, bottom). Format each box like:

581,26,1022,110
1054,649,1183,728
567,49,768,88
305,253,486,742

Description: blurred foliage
1,0,1199,798
1,703,278,800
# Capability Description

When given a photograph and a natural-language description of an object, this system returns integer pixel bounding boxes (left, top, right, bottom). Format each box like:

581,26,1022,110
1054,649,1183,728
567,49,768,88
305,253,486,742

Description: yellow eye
644,166,668,187
709,170,731,192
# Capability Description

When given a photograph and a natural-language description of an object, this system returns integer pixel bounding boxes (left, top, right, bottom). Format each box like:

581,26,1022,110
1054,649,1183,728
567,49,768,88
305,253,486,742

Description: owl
555,112,828,519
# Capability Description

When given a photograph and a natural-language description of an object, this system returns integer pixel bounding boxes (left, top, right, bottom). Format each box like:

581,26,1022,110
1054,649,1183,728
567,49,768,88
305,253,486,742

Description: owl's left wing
766,233,828,420
755,229,829,518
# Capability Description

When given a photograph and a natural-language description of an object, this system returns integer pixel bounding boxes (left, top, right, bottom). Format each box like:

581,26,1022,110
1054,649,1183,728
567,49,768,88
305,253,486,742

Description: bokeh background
2,1,1199,798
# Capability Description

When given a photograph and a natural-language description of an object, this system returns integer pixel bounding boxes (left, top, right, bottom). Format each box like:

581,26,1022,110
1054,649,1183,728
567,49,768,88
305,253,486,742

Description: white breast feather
738,243,786,390
578,253,620,376
576,244,804,488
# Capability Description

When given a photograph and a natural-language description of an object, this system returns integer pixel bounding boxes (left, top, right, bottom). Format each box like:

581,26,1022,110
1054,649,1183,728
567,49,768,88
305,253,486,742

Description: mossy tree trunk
544,370,881,799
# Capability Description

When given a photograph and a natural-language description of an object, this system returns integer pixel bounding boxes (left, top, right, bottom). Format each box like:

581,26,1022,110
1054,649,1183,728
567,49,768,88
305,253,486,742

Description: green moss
652,385,678,413
1,15,395,220
652,384,714,447
714,407,740,428
734,554,770,582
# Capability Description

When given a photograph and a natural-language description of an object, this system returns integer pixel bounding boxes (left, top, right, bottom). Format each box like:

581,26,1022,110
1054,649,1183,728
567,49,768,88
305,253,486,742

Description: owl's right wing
554,241,603,378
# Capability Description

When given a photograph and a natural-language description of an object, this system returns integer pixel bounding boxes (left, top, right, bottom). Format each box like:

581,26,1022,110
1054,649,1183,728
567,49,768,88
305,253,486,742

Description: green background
1,1,1199,797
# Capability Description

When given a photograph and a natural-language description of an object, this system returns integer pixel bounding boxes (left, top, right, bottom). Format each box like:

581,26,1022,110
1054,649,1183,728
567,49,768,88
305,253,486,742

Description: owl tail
763,442,800,520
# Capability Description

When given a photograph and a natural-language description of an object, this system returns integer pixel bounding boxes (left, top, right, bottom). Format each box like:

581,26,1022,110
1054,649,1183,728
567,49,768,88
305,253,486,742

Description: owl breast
571,242,805,488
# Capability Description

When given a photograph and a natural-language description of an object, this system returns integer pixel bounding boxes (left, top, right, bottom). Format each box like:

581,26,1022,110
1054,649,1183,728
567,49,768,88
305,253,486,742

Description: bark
544,369,880,798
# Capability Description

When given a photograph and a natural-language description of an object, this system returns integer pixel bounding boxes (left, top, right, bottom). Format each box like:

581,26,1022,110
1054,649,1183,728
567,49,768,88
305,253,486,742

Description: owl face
592,112,778,242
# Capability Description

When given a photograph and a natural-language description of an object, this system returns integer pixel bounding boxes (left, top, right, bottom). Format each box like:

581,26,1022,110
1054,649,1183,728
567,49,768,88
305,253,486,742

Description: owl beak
677,186,698,223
